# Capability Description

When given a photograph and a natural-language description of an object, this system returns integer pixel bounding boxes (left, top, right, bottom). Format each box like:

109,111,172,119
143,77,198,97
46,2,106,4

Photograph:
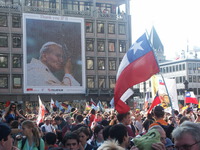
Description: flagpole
160,74,175,118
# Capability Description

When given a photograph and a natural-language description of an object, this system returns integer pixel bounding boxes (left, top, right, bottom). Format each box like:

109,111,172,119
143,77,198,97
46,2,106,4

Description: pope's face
42,44,65,72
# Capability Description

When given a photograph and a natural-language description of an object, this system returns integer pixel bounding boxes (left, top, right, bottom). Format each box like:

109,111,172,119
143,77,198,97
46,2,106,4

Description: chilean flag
114,33,160,114
185,91,198,104
147,92,161,114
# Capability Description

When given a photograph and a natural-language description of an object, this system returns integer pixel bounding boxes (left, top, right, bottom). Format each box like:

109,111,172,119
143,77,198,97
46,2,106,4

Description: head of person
54,116,62,125
103,125,112,141
165,138,174,150
62,132,80,150
8,103,17,112
45,132,57,146
75,114,84,123
0,122,13,150
93,125,104,142
22,120,40,147
97,140,125,150
40,42,66,72
117,111,131,125
153,106,165,119
149,125,166,145
172,121,200,150
45,116,52,125
77,127,91,146
109,124,129,148
90,109,96,115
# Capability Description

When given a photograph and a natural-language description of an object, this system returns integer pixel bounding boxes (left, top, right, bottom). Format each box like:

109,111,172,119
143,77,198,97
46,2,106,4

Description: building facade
0,0,132,108
139,59,200,108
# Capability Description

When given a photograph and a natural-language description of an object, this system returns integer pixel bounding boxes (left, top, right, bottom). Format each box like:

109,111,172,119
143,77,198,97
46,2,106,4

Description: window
109,59,116,70
97,23,104,33
119,40,126,53
13,74,22,89
85,22,93,33
119,24,125,34
0,54,8,68
108,23,115,34
98,76,106,88
193,76,197,83
188,63,192,70
0,14,7,27
97,40,105,52
109,76,116,88
12,15,21,28
193,63,196,70
98,58,105,70
0,34,8,47
87,76,95,88
12,54,22,68
86,39,94,51
108,41,115,52
12,35,21,48
0,75,8,88
189,75,192,82
86,58,94,70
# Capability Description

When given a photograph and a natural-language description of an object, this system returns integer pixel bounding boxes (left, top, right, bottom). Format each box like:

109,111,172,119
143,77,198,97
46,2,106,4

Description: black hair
116,112,130,122
45,132,57,145
103,125,112,140
94,125,104,138
62,132,79,147
109,124,128,145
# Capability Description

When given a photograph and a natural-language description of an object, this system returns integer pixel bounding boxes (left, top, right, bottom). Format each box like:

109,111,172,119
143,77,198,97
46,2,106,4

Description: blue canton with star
127,33,152,63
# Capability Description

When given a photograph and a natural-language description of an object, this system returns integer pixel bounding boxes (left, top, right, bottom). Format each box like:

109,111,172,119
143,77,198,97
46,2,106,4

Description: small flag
147,92,161,114
97,101,105,112
61,102,68,110
55,100,63,111
90,98,97,106
85,103,91,111
144,92,150,111
185,91,198,104
37,96,46,125
159,79,165,85
50,99,55,109
110,98,115,108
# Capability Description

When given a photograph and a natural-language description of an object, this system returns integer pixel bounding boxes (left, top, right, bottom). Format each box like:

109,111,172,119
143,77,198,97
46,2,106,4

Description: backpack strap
21,138,27,150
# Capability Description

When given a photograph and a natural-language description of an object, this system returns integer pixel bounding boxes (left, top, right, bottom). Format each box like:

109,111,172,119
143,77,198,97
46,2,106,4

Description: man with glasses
172,121,200,150
27,42,80,86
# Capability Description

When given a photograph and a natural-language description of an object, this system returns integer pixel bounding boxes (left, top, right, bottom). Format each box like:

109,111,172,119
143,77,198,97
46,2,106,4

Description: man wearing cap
0,122,18,150
27,42,80,86
41,116,56,135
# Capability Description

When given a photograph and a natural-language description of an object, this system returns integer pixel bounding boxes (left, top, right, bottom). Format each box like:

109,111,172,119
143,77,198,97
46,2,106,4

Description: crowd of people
0,102,200,150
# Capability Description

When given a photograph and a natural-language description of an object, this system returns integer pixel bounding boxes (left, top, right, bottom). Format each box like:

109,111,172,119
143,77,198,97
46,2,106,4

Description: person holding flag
114,33,160,114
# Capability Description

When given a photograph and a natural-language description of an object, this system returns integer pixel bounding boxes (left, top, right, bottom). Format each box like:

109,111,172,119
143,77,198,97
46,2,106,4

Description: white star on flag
130,41,144,54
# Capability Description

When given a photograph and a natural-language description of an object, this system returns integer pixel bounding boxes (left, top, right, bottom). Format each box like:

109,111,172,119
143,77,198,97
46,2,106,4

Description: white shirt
41,123,55,133
27,58,80,86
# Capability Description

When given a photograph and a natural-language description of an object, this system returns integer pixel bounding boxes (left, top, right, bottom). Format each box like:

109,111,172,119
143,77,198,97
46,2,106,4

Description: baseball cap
0,122,11,141
165,138,174,147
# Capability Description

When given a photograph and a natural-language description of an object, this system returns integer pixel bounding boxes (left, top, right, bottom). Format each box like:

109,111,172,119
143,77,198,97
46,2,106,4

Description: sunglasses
11,106,16,108
175,141,200,150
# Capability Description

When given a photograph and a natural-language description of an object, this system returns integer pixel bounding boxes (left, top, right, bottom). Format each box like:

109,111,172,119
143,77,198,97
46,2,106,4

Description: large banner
23,13,85,94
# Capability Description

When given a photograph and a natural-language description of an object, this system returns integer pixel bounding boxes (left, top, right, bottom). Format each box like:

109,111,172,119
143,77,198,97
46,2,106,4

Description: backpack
21,137,40,150
83,115,90,125
156,122,174,139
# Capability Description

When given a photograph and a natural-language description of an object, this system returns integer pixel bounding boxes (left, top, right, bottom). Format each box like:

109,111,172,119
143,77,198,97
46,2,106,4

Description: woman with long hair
77,127,93,150
17,120,45,150
2,103,26,123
